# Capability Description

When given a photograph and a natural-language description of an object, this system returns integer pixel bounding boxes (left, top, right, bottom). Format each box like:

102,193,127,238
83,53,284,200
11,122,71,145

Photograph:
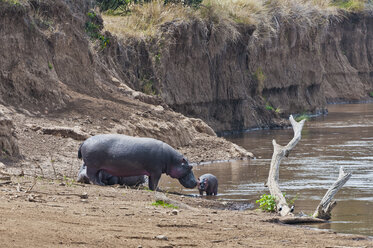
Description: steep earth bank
103,11,373,133
0,0,252,168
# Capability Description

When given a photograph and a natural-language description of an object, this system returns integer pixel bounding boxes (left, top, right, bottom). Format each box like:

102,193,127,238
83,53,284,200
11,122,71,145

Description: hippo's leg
148,173,161,191
199,190,204,196
213,186,218,195
86,166,105,186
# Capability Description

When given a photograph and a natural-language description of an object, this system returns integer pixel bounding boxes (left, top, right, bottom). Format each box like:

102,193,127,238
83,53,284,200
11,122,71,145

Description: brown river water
159,103,373,237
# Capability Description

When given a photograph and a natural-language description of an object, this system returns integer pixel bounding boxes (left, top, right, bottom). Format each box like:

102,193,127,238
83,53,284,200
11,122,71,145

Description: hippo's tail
78,142,83,159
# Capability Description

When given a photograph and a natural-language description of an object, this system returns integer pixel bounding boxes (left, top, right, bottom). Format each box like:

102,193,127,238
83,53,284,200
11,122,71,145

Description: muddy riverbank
1,176,373,248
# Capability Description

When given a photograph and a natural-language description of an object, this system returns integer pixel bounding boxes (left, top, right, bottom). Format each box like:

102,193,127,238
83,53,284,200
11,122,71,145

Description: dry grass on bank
102,0,370,41
103,0,338,38
103,1,196,38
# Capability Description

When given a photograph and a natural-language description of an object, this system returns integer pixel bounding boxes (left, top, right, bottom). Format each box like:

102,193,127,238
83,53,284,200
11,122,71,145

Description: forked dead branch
266,115,352,224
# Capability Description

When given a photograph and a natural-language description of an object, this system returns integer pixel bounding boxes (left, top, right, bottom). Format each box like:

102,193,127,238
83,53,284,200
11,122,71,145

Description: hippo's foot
86,168,105,186
91,178,106,186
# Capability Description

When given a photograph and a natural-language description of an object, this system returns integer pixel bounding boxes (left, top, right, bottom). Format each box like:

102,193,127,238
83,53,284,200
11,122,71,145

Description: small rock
171,209,179,215
28,195,36,202
137,246,142,248
155,235,168,241
80,192,88,199
206,220,212,223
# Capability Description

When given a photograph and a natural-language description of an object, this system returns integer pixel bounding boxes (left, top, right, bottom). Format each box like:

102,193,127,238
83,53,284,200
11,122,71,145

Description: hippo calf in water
78,134,198,190
198,173,218,196
77,164,145,186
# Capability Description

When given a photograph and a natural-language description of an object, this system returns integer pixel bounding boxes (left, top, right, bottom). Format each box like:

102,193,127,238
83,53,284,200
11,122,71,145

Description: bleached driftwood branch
313,166,352,220
266,115,352,222
267,115,305,216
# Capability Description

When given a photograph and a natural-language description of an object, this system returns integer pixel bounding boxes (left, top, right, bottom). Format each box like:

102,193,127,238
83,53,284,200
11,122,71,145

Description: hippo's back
200,173,217,182
81,134,166,170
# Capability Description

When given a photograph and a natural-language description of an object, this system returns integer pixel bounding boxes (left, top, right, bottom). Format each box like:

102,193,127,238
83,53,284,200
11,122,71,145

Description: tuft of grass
369,91,373,98
152,200,179,209
284,192,299,206
142,79,157,95
103,1,195,39
253,67,266,95
62,175,75,187
48,62,53,70
265,104,274,111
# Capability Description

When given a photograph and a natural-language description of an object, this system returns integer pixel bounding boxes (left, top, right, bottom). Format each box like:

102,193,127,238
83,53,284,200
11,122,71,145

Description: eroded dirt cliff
0,0,252,169
103,9,373,133
1,0,373,166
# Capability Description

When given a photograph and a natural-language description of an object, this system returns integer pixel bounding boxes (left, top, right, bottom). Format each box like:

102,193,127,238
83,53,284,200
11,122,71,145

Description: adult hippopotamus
78,134,197,190
197,173,218,196
77,164,145,186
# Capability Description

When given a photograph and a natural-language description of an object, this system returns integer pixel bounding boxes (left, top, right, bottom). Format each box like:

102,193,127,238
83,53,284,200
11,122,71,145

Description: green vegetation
253,68,266,95
369,91,373,98
253,68,266,85
264,101,281,114
332,0,366,11
142,79,157,95
256,194,276,212
96,0,130,11
152,200,179,209
154,53,161,64
1,0,21,6
142,186,153,192
295,114,310,122
62,175,76,187
256,193,298,212
265,104,274,111
85,11,110,49
48,62,53,70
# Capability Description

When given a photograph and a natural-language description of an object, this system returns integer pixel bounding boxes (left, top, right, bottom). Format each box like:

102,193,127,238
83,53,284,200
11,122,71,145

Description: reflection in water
159,103,373,237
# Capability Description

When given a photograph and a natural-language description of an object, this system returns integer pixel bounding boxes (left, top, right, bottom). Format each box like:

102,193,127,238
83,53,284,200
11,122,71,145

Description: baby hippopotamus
77,164,145,186
197,173,218,196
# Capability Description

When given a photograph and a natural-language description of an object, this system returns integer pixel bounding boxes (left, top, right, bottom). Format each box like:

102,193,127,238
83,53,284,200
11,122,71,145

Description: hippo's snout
178,170,197,189
198,178,207,191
